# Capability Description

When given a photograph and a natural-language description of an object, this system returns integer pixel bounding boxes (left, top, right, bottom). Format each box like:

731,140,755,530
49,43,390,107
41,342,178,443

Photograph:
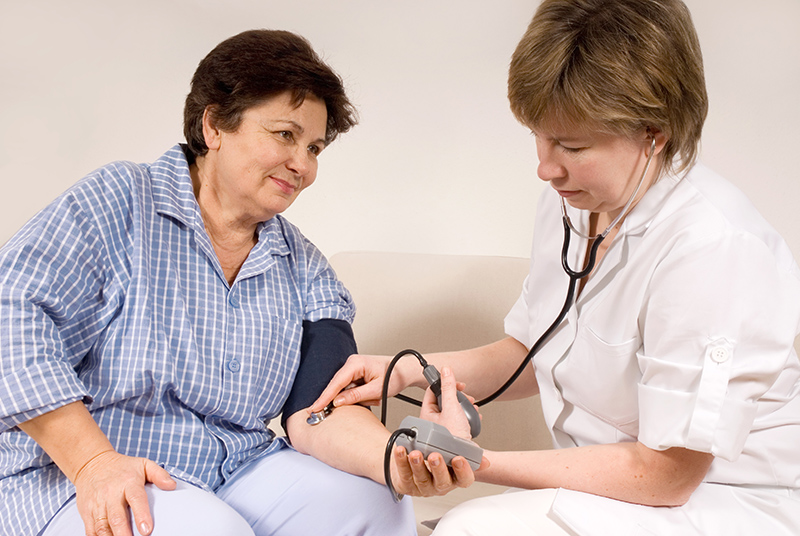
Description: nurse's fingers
426,452,464,494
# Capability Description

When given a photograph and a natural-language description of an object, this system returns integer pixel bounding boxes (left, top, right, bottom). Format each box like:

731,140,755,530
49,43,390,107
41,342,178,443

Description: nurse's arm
477,441,713,507
419,336,538,401
312,336,537,412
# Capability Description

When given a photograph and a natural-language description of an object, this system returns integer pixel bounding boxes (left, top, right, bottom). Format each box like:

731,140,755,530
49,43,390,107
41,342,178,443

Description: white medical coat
505,164,800,535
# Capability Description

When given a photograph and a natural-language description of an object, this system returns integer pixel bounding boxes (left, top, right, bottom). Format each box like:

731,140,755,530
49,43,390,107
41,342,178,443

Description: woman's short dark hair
184,29,358,157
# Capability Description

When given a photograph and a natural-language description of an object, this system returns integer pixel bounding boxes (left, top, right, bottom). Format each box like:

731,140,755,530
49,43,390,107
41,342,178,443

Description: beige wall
1,0,798,262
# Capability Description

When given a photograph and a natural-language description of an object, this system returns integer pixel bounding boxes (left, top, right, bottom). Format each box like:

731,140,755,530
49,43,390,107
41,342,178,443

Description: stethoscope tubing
475,136,656,406
387,136,657,409
475,218,597,406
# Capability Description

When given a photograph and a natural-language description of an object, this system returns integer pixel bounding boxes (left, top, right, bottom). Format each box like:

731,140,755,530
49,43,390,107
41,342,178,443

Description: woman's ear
645,127,668,156
202,106,222,151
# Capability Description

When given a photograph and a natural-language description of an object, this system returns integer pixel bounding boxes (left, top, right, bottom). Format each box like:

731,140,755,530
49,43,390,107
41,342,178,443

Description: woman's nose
536,145,565,183
286,146,314,177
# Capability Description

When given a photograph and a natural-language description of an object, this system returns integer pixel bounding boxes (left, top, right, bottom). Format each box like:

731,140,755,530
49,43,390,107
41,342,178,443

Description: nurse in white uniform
313,0,800,534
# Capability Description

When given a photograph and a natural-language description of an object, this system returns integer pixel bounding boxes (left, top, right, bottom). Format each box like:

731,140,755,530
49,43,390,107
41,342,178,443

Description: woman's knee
218,448,416,535
44,480,255,536
147,480,255,536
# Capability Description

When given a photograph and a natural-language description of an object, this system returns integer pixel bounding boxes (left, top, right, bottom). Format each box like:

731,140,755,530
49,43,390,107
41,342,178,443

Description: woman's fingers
420,367,474,440
125,482,153,536
407,450,435,494
144,460,177,491
426,453,461,494
74,453,174,536
392,446,472,497
106,498,132,536
439,366,460,409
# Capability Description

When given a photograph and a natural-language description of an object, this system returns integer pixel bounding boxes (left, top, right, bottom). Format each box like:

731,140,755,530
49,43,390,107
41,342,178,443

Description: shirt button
710,347,729,363
228,359,241,373
552,387,562,402
228,292,239,308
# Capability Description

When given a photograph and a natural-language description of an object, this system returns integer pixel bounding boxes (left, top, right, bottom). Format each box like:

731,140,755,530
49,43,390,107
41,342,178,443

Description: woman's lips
271,177,297,195
555,188,580,198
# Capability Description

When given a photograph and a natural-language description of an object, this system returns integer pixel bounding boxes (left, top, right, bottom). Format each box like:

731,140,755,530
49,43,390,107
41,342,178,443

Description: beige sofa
329,251,553,534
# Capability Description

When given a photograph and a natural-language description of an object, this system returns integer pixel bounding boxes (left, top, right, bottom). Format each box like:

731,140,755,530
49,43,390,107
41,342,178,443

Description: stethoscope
473,135,657,406
309,137,659,423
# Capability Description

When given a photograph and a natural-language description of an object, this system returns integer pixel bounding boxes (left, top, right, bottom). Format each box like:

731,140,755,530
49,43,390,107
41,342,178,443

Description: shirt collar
619,169,682,236
555,167,683,243
150,144,204,230
149,144,291,259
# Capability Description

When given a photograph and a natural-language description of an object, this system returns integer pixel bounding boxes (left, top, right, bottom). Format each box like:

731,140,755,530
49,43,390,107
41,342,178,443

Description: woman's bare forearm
18,400,115,482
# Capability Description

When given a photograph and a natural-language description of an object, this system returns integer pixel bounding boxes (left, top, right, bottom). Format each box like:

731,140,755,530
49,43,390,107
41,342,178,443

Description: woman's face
533,124,657,221
202,91,328,226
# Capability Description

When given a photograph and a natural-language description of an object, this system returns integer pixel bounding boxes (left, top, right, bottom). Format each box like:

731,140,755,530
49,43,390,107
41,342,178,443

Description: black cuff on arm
281,318,357,430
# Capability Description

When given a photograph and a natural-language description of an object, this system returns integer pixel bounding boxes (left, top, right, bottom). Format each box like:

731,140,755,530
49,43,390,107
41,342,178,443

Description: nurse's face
533,124,658,221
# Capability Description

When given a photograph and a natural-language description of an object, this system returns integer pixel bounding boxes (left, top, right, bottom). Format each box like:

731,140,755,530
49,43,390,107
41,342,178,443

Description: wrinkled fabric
0,145,355,535
505,163,800,533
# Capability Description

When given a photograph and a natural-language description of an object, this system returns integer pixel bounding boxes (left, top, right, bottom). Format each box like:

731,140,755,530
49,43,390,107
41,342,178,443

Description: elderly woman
0,30,450,536
313,1,800,534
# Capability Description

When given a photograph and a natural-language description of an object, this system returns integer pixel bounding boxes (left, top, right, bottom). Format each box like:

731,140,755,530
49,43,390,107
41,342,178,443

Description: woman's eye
307,144,321,156
560,144,585,154
278,130,294,141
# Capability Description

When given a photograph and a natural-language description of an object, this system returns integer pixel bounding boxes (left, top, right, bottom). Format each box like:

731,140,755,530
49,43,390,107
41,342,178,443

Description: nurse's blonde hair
508,0,708,175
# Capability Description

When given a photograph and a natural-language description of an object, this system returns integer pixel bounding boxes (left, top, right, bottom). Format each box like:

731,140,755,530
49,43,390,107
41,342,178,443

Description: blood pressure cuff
280,318,357,430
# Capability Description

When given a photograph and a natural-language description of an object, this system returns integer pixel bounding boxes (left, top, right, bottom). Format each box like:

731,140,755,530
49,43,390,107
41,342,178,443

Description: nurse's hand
310,354,413,410
74,450,176,536
390,367,487,496
390,446,478,496
421,366,478,441
310,353,469,413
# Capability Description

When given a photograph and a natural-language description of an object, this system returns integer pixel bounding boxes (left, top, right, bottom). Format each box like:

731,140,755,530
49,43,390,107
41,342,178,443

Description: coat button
710,347,729,363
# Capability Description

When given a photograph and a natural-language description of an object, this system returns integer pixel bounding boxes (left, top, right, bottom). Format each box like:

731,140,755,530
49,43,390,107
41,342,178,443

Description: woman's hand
309,353,470,413
73,450,176,536
19,402,177,536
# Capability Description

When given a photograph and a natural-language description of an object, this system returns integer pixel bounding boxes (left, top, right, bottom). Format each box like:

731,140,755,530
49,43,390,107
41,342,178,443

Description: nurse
313,0,800,534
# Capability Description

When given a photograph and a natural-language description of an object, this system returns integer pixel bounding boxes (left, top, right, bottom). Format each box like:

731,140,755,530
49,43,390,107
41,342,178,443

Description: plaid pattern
0,145,354,535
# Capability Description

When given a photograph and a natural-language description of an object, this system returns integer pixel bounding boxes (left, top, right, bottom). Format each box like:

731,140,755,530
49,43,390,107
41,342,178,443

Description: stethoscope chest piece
306,402,335,425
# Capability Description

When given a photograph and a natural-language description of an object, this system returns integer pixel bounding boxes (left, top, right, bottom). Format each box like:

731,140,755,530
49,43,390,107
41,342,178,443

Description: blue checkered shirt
0,145,355,535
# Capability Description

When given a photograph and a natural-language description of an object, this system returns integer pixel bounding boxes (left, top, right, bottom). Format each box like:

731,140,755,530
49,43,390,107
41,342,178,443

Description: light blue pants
42,444,417,535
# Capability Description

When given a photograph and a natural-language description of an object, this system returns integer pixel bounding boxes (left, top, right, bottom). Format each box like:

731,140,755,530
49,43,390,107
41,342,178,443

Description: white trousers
41,443,416,536
432,484,800,536
431,488,574,536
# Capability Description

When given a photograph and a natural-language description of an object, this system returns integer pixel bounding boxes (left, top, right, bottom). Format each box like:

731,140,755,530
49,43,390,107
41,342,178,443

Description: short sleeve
274,216,356,324
637,229,800,460
303,255,356,324
504,277,533,348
